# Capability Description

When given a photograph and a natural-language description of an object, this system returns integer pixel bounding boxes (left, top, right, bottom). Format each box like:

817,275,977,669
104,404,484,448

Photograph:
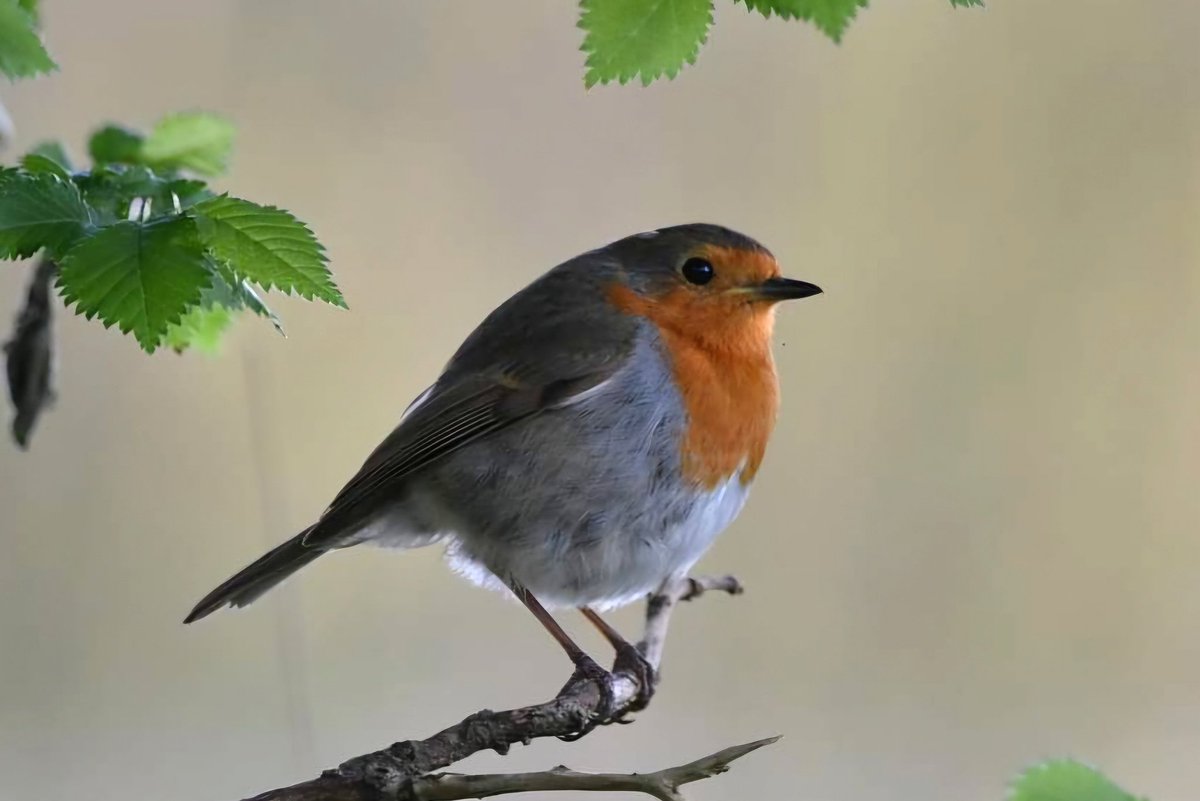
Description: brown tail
184,527,325,623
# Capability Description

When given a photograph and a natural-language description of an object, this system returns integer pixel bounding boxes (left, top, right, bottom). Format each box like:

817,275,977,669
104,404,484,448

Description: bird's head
603,223,822,350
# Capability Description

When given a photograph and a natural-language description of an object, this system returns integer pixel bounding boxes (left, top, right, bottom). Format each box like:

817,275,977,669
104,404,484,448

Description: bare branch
639,574,743,669
407,737,780,801
242,574,745,801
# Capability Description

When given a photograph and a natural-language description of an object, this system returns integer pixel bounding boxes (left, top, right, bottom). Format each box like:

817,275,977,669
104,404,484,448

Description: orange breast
609,284,780,489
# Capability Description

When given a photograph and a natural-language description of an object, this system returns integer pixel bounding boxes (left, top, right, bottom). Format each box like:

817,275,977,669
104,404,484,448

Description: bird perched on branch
186,224,821,705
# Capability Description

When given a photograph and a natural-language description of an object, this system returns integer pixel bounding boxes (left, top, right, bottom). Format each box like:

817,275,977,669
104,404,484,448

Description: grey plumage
185,224,774,623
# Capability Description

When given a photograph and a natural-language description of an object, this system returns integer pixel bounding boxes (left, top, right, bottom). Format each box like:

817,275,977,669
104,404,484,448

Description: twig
242,574,747,801
406,737,780,801
639,574,742,669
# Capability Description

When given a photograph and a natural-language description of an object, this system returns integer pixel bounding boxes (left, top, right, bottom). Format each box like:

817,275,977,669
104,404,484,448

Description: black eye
681,258,714,285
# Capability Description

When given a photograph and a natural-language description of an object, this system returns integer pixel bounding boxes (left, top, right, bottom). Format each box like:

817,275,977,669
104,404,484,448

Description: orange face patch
608,246,782,488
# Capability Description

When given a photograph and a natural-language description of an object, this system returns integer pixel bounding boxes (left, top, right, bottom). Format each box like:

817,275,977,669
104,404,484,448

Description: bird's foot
555,653,616,741
612,641,657,715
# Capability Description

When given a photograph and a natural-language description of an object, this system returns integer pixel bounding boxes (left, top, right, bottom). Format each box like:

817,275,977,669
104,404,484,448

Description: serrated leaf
736,0,868,42
28,140,73,172
88,125,144,166
193,195,344,307
579,0,713,87
163,303,233,354
208,259,285,335
57,217,211,352
0,0,55,78
0,174,93,259
141,112,234,177
1010,760,1142,801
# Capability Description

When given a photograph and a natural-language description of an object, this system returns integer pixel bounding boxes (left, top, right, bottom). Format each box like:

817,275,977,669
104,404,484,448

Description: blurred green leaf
194,195,344,307
167,178,214,209
88,125,145,166
0,174,92,259
0,0,55,78
28,140,73,172
57,217,211,352
141,111,234,177
949,0,983,6
579,0,713,87
1010,760,1143,801
163,303,233,354
20,153,70,180
17,0,37,21
736,0,868,42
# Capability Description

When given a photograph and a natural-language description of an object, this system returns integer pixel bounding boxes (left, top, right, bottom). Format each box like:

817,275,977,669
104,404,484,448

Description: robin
185,223,821,708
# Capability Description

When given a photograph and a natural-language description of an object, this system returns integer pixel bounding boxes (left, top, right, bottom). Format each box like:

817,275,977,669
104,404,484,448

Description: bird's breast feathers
607,285,781,489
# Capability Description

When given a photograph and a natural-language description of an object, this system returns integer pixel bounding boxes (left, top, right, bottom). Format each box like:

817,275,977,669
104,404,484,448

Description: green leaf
207,259,285,335
167,178,213,209
1010,760,1142,801
163,303,233,354
0,0,55,78
193,195,344,307
20,153,70,180
17,0,37,22
88,125,145,166
140,112,235,177
736,0,869,42
949,0,983,6
0,174,92,259
28,140,73,172
234,277,284,334
579,0,713,87
57,217,211,352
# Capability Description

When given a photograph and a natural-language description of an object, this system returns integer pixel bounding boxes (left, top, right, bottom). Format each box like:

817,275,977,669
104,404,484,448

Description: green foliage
1011,760,1144,801
164,303,234,354
88,125,144,165
0,112,342,354
140,112,235,177
0,0,54,79
736,0,869,42
576,0,981,85
579,0,713,88
193,195,344,306
57,218,210,352
0,174,92,259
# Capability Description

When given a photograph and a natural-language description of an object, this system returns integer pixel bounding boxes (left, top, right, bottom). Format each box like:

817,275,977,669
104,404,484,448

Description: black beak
755,277,823,301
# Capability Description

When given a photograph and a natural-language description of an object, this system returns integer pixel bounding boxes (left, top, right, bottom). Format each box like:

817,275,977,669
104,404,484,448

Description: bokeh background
2,2,1199,799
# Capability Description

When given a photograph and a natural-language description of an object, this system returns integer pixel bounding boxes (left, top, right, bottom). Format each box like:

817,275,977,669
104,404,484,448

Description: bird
185,223,821,704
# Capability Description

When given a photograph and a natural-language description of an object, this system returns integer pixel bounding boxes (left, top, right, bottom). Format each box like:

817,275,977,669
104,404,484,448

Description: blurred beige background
2,1,1199,799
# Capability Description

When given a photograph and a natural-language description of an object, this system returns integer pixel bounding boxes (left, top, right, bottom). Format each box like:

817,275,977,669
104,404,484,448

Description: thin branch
242,574,746,801
639,575,743,669
408,737,780,801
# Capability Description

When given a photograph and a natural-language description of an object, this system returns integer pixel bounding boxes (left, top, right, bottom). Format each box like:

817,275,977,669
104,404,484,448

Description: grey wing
305,264,639,546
